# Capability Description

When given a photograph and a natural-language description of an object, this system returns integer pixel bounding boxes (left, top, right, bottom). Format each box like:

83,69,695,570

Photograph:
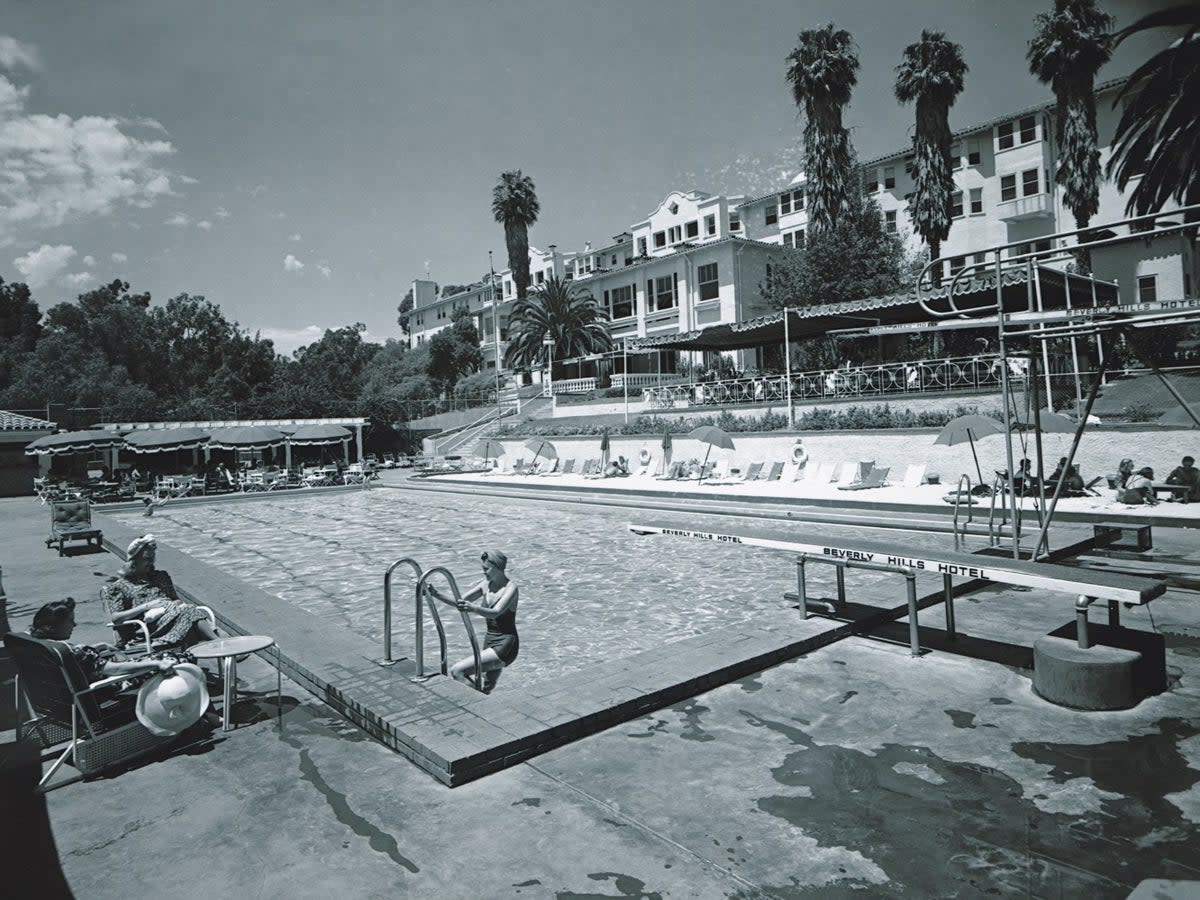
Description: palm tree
786,24,860,236
895,30,968,284
502,275,611,372
1107,4,1200,215
1028,0,1114,271
492,170,540,300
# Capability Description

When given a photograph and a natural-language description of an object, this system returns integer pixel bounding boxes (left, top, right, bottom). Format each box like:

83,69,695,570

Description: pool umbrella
661,428,673,474
207,425,288,451
933,414,1004,486
124,428,211,453
25,429,124,456
475,438,501,465
523,437,557,471
687,425,735,483
599,427,610,471
285,423,352,446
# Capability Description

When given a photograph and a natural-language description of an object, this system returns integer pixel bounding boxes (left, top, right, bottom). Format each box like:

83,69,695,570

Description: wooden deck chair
838,466,890,491
764,461,785,482
703,460,764,486
4,632,173,790
536,458,561,475
901,464,926,488
45,499,102,557
579,458,597,476
557,458,576,475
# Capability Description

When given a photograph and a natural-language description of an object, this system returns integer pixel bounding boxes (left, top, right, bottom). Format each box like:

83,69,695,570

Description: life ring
792,444,808,464
639,448,651,465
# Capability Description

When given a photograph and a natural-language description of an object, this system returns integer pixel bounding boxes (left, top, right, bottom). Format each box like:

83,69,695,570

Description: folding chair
838,467,891,491
5,633,173,790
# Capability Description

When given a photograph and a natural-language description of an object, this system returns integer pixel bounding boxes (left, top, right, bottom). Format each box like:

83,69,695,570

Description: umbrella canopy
523,438,558,467
124,427,211,453
475,438,501,461
25,429,124,456
286,423,353,446
207,425,288,451
687,425,735,482
934,414,1005,486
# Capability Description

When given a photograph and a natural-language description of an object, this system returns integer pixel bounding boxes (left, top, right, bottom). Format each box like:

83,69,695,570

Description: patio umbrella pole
967,431,984,486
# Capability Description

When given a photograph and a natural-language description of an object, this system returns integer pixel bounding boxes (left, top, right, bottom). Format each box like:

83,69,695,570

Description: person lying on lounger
425,549,519,694
605,455,630,477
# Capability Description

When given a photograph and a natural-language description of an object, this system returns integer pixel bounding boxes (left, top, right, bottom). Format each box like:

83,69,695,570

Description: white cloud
283,254,304,272
288,233,301,242
0,36,40,71
64,271,93,287
0,67,179,245
196,219,212,230
215,206,229,218
13,243,75,288
165,212,190,227
81,254,95,266
248,184,265,197
111,251,127,263
177,174,198,185
317,264,332,278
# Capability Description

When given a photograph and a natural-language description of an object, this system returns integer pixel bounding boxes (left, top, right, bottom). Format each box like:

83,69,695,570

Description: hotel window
704,214,716,236
967,140,981,166
611,254,618,266
779,188,804,215
973,252,988,267
950,191,964,218
536,270,545,284
685,220,699,239
883,166,896,189
951,143,962,171
606,284,635,319
729,212,741,232
904,156,915,176
1022,168,1040,197
1000,174,1017,202
505,281,513,297
998,120,1014,150
782,229,805,249
949,256,966,277
969,187,983,214
668,225,683,244
1019,115,1037,143
653,230,666,249
864,170,878,194
765,205,778,226
697,263,719,302
1138,274,1157,303
884,210,897,233
648,274,676,311
637,237,648,256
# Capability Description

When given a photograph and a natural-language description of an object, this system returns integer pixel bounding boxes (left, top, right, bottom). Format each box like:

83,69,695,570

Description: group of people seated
1116,455,1199,505
1002,458,1089,497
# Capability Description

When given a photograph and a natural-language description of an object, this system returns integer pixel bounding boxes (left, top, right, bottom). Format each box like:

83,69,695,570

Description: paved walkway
4,492,1200,898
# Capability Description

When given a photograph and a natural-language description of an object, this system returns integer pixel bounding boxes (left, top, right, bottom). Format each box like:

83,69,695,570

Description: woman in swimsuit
426,549,518,693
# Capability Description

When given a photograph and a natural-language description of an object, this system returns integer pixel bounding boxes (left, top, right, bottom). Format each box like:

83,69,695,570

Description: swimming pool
112,489,949,686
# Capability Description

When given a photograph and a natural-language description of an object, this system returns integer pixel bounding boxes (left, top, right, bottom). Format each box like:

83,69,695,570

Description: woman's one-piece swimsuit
485,607,519,666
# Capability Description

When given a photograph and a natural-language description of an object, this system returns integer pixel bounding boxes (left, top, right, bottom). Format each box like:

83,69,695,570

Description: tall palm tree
1028,0,1114,271
1107,4,1200,215
786,24,860,236
492,170,540,300
502,275,611,372
895,30,968,284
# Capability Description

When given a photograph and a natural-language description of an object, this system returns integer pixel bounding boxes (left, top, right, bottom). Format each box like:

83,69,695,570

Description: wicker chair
44,499,102,556
5,633,172,790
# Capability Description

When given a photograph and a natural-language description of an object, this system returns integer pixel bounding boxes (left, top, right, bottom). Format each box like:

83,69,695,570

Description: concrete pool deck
4,489,1200,897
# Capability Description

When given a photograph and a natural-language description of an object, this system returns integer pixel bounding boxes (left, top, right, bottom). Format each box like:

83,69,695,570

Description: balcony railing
643,354,1026,408
997,192,1053,222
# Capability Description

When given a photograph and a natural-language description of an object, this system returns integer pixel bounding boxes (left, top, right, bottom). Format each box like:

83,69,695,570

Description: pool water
113,490,948,686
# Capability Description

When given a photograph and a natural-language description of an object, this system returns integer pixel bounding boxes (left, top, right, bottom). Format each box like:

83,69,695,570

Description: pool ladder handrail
416,568,485,691
951,474,973,550
381,557,429,666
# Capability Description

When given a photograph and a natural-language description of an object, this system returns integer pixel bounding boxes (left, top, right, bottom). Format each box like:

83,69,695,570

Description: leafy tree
786,24,860,235
895,30,968,283
1028,0,1114,271
427,307,483,393
280,324,379,417
492,170,540,299
397,287,416,336
503,274,611,371
761,195,908,310
43,280,159,384
1107,4,1200,214
0,278,41,389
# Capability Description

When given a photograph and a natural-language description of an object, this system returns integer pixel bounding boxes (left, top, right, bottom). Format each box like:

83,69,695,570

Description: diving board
628,523,1166,606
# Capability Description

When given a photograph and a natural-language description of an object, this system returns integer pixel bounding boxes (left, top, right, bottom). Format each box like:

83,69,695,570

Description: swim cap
481,549,508,570
127,534,157,559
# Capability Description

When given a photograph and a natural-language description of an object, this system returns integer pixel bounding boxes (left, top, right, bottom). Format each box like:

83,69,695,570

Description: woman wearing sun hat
102,534,220,648
426,549,519,694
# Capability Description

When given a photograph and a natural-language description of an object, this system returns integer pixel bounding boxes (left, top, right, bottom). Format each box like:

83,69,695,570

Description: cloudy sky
0,0,1175,355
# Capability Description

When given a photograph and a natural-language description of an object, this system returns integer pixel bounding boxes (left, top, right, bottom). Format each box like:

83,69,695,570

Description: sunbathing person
29,597,179,684
1116,458,1135,489
425,549,518,694
605,455,630,477
1166,456,1199,503
103,534,219,648
1124,467,1158,506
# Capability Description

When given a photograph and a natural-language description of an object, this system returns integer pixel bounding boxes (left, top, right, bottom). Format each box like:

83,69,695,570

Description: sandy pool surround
94,505,850,786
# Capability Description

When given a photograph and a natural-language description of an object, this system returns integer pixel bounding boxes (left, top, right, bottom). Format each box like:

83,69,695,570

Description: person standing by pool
426,549,518,693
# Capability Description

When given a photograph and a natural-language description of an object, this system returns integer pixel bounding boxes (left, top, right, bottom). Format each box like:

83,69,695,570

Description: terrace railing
643,354,1022,409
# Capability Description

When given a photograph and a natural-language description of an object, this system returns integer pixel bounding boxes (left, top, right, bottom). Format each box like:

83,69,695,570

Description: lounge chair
112,602,217,655
901,464,927,488
833,462,860,486
655,461,685,481
704,461,763,485
763,461,785,482
555,458,576,475
838,466,891,491
4,632,173,790
45,499,102,557
812,462,837,484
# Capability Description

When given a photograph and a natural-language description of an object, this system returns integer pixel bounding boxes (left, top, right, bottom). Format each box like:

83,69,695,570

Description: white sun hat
135,663,210,736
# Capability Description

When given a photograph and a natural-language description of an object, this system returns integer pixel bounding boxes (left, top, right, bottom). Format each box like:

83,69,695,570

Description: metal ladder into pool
378,557,487,692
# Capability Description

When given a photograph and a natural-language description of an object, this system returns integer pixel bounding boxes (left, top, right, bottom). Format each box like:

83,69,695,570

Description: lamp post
543,336,555,400
489,251,502,427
